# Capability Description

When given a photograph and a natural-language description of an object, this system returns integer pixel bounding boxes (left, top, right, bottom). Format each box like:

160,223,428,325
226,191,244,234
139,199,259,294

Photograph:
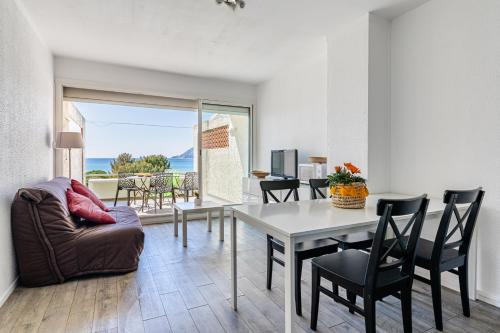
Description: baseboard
477,291,500,308
0,277,18,308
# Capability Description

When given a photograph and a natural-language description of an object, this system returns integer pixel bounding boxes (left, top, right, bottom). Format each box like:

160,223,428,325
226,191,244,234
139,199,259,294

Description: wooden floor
1,219,499,333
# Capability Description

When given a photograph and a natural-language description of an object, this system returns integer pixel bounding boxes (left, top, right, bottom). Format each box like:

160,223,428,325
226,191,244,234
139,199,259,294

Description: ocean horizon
85,157,194,173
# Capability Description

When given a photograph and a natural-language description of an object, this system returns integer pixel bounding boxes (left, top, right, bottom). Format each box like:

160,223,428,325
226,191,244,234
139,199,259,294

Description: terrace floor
0,219,499,333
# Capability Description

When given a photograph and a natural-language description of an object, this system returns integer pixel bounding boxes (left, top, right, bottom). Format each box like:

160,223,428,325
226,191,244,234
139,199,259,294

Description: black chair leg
430,269,444,331
266,235,273,290
114,189,119,207
159,193,163,209
458,263,470,317
347,291,356,314
295,257,303,316
364,298,376,333
127,190,131,206
401,286,412,333
332,282,339,300
310,265,320,331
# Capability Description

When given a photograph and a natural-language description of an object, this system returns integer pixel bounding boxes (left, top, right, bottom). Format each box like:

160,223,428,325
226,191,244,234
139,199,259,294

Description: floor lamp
56,132,84,179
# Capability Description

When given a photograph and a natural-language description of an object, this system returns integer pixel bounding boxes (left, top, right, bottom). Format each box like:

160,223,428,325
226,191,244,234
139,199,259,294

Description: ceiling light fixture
216,0,246,10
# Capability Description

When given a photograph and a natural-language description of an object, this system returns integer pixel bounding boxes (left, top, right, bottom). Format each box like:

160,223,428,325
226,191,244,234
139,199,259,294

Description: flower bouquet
327,163,369,209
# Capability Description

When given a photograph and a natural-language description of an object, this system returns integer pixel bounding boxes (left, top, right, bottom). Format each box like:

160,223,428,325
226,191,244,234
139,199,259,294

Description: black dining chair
309,178,375,250
260,179,339,316
310,195,429,333
387,188,484,331
114,173,139,207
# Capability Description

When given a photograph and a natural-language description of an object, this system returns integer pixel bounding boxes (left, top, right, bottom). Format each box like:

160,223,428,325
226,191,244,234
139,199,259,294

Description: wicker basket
330,183,368,209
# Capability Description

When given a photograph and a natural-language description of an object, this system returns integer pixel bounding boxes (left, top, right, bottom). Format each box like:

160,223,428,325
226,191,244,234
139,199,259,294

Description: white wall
367,15,391,193
0,0,54,305
327,16,369,180
327,14,391,193
255,38,328,170
391,0,500,305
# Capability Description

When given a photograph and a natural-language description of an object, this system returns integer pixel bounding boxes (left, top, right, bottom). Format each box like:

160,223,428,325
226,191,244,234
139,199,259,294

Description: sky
74,102,210,158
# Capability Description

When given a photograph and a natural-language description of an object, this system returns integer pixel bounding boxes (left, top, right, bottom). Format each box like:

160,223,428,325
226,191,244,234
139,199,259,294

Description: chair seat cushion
387,238,459,269
330,231,375,250
270,237,338,258
312,249,409,292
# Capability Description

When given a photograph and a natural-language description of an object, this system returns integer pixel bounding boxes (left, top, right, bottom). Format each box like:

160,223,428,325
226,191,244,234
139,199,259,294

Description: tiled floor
0,219,499,332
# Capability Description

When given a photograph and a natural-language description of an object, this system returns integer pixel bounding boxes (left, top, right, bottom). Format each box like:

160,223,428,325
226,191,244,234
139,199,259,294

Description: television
271,150,298,179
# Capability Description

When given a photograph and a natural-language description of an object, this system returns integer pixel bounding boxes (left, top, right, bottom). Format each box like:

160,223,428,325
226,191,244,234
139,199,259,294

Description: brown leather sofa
11,177,144,287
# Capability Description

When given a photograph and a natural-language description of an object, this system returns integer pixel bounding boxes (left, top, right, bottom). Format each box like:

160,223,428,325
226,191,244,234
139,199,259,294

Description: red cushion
66,189,116,224
71,179,109,212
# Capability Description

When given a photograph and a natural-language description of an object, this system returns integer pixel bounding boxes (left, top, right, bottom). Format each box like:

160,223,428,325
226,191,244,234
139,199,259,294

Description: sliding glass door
196,103,251,204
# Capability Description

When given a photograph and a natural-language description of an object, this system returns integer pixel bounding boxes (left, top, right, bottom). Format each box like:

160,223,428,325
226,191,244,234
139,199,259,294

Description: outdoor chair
179,172,199,201
146,173,175,213
114,172,139,206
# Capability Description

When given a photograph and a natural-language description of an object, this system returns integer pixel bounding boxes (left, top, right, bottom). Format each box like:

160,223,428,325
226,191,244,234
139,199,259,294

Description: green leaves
110,153,170,174
327,166,366,185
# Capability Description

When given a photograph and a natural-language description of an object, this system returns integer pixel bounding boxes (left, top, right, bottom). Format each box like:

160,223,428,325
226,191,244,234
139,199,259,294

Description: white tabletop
231,193,448,238
173,201,223,212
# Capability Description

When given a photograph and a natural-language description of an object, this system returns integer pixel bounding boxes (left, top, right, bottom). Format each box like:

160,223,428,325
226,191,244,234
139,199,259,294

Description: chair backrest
117,173,136,189
182,172,199,191
309,178,329,199
150,173,174,192
432,188,484,263
260,179,300,204
365,195,429,294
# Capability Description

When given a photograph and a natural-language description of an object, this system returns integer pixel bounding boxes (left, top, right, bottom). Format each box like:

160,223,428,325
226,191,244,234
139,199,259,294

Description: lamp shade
56,132,84,149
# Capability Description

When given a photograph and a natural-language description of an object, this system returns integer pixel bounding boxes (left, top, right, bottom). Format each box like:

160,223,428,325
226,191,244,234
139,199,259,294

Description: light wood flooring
0,219,499,333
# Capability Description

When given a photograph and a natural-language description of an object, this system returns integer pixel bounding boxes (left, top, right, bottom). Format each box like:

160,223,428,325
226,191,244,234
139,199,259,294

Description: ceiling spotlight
216,0,246,10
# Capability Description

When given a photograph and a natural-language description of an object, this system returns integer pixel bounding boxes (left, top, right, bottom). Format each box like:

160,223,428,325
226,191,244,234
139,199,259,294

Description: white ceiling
20,0,428,83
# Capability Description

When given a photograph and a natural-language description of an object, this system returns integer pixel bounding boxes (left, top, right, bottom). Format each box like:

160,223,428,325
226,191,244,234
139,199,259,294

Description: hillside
171,147,193,159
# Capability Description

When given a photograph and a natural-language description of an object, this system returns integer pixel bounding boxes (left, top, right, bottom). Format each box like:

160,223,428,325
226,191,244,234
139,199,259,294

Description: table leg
207,211,212,232
219,208,224,241
230,210,237,310
182,212,187,247
284,236,296,333
174,208,179,237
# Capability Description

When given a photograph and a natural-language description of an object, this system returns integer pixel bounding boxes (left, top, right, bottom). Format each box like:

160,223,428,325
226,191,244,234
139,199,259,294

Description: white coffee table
173,201,225,247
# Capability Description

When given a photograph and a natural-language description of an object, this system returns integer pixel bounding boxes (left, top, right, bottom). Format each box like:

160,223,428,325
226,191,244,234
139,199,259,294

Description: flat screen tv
271,149,298,179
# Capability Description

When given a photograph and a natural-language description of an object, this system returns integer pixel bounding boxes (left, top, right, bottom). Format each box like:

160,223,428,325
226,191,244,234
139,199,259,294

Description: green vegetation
86,170,108,175
327,162,366,185
110,153,171,174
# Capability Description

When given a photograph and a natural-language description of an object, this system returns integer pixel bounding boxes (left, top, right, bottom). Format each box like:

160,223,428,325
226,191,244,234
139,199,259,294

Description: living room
1,0,499,332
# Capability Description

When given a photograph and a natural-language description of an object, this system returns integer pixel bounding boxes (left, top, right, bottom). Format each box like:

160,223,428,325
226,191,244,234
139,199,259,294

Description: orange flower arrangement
327,162,368,198
344,162,361,174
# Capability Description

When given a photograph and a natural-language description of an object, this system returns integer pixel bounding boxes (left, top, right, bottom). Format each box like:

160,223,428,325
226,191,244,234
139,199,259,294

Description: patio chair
114,173,139,207
179,172,199,202
146,172,175,212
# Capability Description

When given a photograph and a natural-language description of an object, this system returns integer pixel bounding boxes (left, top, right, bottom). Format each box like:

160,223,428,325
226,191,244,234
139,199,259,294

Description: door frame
197,99,254,201
54,79,254,189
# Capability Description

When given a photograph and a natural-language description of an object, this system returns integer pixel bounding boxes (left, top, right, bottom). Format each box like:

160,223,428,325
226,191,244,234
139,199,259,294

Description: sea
85,157,194,173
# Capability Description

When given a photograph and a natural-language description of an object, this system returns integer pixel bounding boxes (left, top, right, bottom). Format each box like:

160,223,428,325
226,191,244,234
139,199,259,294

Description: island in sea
85,148,194,173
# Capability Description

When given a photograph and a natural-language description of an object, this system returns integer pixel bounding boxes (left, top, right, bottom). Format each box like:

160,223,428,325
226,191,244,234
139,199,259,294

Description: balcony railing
85,171,189,201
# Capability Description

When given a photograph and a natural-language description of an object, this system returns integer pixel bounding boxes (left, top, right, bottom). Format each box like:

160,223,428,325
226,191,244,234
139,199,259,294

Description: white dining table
229,193,477,333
